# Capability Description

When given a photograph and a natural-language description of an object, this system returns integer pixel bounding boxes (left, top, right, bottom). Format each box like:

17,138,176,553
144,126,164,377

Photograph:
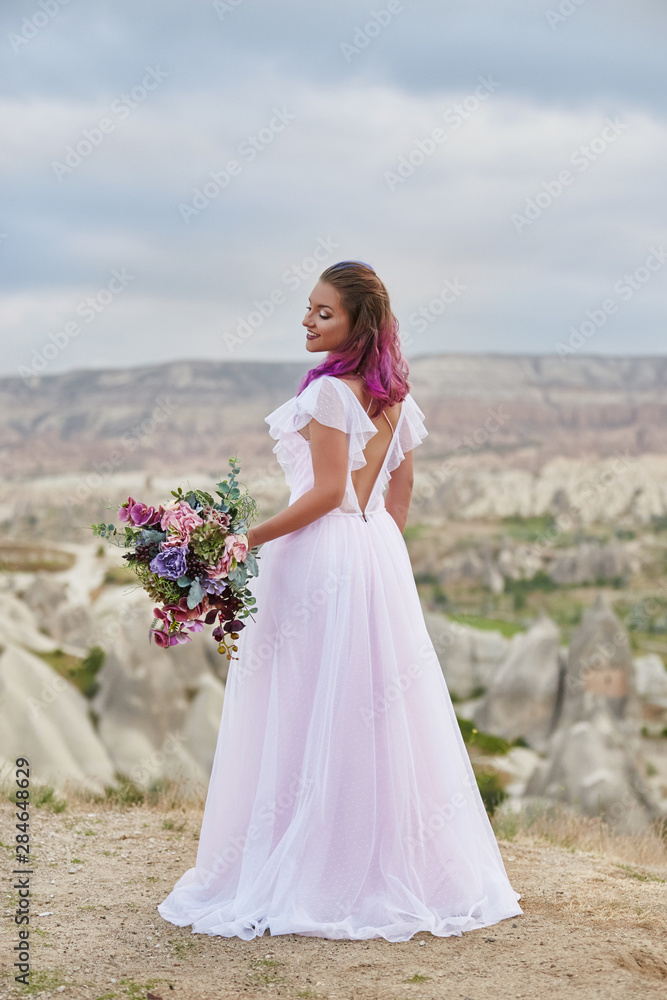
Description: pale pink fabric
157,375,523,941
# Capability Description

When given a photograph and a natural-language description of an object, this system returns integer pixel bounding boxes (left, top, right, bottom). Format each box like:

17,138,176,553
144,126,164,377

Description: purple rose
149,545,189,581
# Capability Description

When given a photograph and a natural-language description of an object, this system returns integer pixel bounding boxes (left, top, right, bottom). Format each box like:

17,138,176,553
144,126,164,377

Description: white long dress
157,374,523,941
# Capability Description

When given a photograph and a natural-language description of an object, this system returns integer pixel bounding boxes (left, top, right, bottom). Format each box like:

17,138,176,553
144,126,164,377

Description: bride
157,259,523,941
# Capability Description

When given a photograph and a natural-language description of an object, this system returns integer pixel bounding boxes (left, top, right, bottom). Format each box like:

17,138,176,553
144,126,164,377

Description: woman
157,260,522,941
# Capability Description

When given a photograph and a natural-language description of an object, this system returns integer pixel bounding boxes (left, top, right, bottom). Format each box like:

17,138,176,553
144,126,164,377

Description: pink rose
226,533,248,562
205,533,248,580
205,549,233,580
160,501,204,545
203,506,232,528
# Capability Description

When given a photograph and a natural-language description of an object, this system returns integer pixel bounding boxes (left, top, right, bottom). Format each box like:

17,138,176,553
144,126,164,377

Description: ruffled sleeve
294,376,379,472
386,393,428,475
265,375,378,473
294,375,348,434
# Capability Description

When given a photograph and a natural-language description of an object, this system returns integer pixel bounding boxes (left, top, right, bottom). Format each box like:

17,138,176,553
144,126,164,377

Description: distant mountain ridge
1,353,667,477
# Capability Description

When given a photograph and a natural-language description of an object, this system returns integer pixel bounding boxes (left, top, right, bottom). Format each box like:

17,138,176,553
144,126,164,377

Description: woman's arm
384,449,414,534
247,419,348,547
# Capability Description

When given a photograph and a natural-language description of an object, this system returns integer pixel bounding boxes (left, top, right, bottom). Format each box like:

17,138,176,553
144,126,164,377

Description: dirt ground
1,801,666,1000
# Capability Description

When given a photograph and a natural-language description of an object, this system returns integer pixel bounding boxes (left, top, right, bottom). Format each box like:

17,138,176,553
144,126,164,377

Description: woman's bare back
298,375,402,516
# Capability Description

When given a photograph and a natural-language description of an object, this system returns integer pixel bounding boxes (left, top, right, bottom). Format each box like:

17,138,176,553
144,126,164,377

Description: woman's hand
247,527,258,550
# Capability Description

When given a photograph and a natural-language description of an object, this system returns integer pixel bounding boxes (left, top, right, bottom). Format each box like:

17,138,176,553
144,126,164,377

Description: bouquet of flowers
91,457,259,660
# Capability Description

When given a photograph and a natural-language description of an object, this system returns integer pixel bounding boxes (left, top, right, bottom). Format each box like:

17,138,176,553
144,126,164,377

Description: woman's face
303,280,351,353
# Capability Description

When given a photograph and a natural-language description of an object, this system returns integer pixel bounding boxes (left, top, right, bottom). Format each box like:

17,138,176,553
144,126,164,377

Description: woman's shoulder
265,374,352,436
316,376,424,423
326,374,367,405
296,373,364,409
303,372,358,390
294,374,356,424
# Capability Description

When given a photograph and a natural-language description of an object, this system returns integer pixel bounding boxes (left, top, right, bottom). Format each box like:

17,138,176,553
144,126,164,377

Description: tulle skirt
157,508,522,941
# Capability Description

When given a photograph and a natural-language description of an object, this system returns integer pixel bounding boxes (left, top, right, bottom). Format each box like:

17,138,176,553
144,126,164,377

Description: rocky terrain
0,537,666,837
0,795,666,1000
3,353,667,481
1,353,667,997
1,353,667,831
3,354,667,552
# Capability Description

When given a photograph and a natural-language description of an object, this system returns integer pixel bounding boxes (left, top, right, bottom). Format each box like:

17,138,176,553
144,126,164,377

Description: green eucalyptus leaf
137,529,165,545
244,552,259,576
226,566,244,585
187,578,205,609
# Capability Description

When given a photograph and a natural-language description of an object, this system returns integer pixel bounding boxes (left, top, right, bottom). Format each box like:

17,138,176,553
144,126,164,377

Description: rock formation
526,595,663,833
633,653,667,733
547,540,640,586
423,609,510,701
90,589,224,793
472,613,563,753
558,593,642,733
0,642,116,795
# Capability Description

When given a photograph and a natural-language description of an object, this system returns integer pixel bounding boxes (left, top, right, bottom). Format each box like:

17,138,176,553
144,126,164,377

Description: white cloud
1,1,666,374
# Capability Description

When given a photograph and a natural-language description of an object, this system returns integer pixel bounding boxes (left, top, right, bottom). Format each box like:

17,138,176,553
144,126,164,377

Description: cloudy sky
1,0,666,378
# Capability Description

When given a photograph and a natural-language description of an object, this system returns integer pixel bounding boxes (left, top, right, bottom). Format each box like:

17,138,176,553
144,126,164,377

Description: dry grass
0,541,75,572
0,774,205,815
492,799,667,872
9,775,666,873
2,780,667,999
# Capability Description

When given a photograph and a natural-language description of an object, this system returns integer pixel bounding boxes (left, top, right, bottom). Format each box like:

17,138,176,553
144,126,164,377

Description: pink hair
297,260,410,418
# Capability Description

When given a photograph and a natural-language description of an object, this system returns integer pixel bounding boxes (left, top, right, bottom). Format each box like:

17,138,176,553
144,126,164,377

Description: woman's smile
302,279,349,351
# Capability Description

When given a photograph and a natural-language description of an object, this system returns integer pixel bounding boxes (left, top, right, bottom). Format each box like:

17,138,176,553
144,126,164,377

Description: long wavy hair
297,260,410,418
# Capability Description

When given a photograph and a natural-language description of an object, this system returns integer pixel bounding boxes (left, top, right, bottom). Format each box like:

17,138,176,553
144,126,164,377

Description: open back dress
157,373,523,941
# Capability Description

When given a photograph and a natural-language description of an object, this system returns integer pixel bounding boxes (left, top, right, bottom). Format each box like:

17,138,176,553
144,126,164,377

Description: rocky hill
3,353,667,481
